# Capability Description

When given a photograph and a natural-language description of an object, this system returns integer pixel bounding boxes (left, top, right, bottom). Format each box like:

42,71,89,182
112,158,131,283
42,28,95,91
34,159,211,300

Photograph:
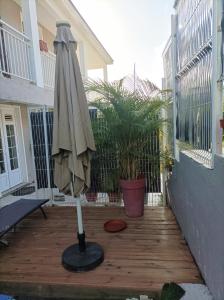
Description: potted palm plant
86,79,165,217
220,112,224,129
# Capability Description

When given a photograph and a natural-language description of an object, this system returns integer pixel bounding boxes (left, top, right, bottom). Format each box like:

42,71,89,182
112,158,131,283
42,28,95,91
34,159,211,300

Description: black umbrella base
62,242,104,272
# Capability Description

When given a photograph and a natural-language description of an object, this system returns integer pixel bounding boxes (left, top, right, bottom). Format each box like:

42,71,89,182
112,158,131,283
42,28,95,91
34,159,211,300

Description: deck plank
0,206,202,299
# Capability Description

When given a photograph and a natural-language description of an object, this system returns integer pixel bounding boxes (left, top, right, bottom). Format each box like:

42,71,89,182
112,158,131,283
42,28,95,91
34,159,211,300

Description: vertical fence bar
171,14,179,161
28,107,38,194
0,28,6,73
43,105,53,203
161,78,168,206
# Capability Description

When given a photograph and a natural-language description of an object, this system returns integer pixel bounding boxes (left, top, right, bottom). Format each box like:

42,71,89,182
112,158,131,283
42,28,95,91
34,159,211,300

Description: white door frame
0,104,27,193
0,113,10,192
2,108,22,187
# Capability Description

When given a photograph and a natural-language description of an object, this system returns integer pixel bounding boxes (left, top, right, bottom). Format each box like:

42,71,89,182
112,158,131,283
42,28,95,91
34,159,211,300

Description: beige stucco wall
0,0,22,31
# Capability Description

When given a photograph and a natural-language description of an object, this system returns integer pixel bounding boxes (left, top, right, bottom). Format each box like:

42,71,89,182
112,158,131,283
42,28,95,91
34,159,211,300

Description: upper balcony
0,19,33,82
0,17,56,89
0,0,113,100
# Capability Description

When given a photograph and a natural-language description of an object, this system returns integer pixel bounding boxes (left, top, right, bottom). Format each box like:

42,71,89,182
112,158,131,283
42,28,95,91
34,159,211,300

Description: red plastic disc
104,219,127,233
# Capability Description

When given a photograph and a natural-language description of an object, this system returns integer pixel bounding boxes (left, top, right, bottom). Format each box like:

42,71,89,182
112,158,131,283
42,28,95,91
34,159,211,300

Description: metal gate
29,107,163,206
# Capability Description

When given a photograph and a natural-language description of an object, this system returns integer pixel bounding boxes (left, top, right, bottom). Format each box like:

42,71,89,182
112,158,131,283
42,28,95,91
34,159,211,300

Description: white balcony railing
0,19,33,81
41,51,56,89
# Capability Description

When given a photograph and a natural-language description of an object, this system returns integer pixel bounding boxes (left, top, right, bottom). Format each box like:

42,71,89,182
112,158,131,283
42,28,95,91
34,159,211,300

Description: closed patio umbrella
52,21,104,272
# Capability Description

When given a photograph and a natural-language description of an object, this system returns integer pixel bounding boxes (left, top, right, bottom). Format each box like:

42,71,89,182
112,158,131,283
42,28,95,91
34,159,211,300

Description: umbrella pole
61,181,104,272
76,198,86,252
76,198,84,234
70,182,86,252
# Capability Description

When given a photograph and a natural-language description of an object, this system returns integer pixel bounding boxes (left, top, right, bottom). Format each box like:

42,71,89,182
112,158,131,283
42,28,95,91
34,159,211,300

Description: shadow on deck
0,206,202,299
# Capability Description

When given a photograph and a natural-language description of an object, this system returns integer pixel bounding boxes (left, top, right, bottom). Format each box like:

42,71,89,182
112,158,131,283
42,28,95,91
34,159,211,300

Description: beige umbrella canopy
52,22,103,272
52,21,95,197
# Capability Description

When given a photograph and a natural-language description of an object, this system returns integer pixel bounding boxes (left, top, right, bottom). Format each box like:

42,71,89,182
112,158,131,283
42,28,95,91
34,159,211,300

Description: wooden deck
0,206,202,299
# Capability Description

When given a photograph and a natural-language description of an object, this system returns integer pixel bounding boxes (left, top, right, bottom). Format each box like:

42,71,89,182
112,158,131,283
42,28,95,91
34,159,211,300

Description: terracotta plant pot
220,119,224,129
120,178,145,217
85,192,97,202
39,40,48,52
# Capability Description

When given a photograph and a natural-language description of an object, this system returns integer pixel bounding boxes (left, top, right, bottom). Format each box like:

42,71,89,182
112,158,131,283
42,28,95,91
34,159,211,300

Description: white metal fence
0,19,33,81
163,39,174,157
176,0,213,72
168,0,214,167
163,38,172,90
41,51,56,89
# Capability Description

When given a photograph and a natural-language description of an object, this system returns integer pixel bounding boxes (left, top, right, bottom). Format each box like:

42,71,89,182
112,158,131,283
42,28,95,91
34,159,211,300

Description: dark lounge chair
0,198,49,246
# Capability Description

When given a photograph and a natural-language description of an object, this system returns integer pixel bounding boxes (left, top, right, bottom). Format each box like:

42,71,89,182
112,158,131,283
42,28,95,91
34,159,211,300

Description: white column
21,0,44,87
78,41,88,80
171,14,179,161
103,65,108,82
211,0,223,165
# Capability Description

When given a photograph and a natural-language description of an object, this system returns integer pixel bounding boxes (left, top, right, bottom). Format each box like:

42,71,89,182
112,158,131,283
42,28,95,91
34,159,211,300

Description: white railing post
171,14,179,161
78,41,87,80
21,0,44,87
103,65,108,82
27,107,38,194
211,0,223,166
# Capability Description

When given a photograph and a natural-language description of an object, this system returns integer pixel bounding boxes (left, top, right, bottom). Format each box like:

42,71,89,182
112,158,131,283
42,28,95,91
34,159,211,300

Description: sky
72,0,174,88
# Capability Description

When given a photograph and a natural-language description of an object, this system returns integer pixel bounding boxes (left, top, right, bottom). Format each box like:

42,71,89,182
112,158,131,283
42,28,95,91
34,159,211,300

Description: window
6,124,18,170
